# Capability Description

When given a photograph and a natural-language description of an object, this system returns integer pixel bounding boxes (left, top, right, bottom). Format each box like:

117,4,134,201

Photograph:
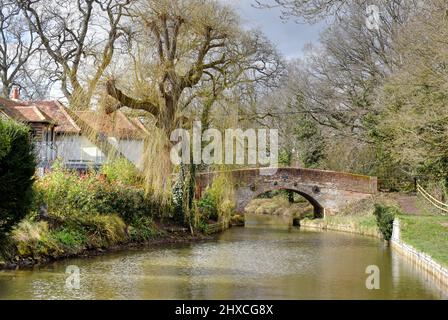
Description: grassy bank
398,214,448,268
300,213,381,238
300,195,391,238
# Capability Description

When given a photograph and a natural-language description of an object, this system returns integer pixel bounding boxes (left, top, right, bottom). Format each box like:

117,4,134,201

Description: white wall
55,134,105,165
55,134,144,169
107,137,144,168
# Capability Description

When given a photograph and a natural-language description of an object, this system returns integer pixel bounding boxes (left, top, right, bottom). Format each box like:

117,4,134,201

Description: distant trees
375,0,448,182
0,0,44,98
17,0,133,108
257,0,448,192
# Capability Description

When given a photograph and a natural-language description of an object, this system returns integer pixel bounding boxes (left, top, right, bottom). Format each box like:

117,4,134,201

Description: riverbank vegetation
0,153,216,267
373,205,399,241
300,196,384,238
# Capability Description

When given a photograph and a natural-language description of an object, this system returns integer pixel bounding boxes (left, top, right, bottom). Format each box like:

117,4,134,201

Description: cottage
75,110,148,168
0,88,148,171
0,91,57,168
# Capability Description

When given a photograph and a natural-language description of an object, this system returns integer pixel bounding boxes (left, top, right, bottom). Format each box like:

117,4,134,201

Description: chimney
11,87,20,100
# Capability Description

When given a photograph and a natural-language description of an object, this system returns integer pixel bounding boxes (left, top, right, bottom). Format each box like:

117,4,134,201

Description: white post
392,218,400,242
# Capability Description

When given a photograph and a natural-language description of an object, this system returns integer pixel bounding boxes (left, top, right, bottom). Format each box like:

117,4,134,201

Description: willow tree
105,0,283,201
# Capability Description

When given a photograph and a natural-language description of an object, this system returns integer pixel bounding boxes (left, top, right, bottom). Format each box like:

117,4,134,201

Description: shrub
197,173,235,222
50,228,86,248
65,213,127,246
36,167,161,223
0,119,36,237
198,192,219,221
101,158,142,186
11,220,61,258
373,204,399,241
127,216,161,242
11,213,127,259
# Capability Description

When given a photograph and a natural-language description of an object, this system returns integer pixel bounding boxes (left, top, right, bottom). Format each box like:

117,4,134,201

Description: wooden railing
416,182,448,215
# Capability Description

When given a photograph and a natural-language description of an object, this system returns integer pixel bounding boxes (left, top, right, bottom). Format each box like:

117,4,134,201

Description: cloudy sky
226,0,326,59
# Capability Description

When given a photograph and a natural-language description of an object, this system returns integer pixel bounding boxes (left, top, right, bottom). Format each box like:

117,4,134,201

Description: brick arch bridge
196,168,377,218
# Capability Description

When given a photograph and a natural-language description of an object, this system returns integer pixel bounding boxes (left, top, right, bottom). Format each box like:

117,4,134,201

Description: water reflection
0,215,445,299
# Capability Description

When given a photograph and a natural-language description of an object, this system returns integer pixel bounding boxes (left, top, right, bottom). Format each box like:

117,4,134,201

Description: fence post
392,218,400,243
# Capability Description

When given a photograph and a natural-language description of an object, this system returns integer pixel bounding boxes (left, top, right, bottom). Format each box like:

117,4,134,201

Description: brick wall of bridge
196,167,377,217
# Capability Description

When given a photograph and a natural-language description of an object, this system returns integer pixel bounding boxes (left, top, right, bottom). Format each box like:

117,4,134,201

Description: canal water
0,215,445,299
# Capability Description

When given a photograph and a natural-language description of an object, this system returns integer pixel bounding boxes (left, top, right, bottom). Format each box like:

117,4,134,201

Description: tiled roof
76,110,146,139
33,101,81,133
12,105,54,123
0,96,27,108
1,96,145,138
0,97,28,121
0,97,54,124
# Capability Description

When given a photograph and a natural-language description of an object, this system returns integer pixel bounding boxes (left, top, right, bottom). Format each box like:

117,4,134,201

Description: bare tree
267,1,420,140
17,0,133,107
254,0,351,22
0,0,41,97
254,0,422,22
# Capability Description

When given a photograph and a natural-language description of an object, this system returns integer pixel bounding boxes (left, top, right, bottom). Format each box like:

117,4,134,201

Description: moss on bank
301,213,381,238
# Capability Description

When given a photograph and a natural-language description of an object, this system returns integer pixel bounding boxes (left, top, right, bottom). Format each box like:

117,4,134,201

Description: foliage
198,191,219,221
12,220,54,258
373,204,399,241
172,165,187,224
0,119,36,237
6,164,169,261
36,165,166,224
374,5,448,182
11,213,127,259
100,158,142,186
127,216,161,243
294,113,326,168
198,173,235,223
